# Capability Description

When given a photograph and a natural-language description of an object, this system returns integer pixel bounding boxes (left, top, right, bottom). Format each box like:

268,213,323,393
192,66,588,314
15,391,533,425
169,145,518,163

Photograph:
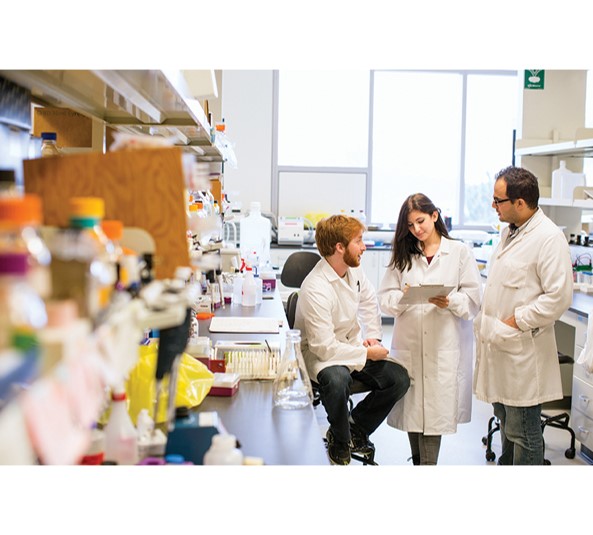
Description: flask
272,329,314,409
241,266,257,307
103,389,139,465
40,132,61,157
0,194,52,299
239,201,271,267
203,433,243,465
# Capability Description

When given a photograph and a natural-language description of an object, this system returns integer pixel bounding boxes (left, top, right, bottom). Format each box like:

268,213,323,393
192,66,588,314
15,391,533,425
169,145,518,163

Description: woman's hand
428,295,449,309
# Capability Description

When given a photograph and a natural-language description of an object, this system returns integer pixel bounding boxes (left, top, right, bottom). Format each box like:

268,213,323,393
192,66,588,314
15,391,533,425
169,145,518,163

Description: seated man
294,214,410,465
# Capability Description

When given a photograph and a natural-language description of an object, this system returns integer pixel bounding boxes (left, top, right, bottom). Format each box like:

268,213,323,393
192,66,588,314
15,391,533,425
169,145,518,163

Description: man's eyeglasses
493,197,512,206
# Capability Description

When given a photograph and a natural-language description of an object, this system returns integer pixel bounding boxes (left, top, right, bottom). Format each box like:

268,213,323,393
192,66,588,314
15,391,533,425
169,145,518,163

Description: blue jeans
316,360,410,444
493,402,543,465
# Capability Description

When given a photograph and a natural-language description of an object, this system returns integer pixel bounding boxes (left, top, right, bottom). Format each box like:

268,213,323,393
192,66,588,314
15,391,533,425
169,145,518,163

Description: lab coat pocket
501,261,528,289
491,317,528,354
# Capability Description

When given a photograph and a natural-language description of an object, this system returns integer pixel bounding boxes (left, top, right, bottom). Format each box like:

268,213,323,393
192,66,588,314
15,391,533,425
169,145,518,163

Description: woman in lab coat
377,193,482,464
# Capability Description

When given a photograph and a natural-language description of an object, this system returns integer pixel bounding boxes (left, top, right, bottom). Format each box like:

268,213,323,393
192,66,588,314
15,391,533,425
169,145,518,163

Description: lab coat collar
498,207,543,253
319,257,358,292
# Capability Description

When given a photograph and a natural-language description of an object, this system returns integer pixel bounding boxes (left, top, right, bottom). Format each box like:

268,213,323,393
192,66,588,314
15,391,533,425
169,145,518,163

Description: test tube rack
213,341,281,379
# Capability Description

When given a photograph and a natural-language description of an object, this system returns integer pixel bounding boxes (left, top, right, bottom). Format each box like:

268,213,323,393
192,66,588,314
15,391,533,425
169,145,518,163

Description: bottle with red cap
103,388,139,465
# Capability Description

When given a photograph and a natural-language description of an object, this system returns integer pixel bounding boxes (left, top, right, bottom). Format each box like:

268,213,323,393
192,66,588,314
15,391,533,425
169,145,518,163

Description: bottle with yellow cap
48,196,117,321
0,194,52,299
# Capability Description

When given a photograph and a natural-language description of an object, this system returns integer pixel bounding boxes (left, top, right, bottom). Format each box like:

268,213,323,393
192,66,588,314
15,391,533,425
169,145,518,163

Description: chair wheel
565,448,576,459
481,436,488,445
485,451,496,462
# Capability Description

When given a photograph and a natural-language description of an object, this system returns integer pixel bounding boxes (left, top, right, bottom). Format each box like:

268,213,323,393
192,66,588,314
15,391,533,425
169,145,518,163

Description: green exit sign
524,70,545,90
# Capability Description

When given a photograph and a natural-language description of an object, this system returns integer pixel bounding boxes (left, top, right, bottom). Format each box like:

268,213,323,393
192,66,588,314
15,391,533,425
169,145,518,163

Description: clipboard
399,284,455,305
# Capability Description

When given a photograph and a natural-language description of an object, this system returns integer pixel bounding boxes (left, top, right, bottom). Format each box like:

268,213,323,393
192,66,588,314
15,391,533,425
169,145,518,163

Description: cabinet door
360,250,379,290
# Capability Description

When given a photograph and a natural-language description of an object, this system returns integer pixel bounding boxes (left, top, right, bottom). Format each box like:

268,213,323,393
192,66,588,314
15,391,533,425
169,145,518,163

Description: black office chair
281,250,377,465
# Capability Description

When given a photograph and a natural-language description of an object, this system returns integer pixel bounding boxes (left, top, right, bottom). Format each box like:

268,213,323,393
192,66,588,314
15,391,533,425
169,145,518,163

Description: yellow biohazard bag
125,342,214,425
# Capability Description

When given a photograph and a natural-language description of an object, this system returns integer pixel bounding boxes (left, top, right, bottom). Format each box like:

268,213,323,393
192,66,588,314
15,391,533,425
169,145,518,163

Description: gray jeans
408,432,442,465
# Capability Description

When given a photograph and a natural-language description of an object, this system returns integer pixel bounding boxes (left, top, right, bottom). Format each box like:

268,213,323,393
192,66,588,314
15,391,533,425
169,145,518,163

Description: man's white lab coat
473,208,574,406
294,258,383,381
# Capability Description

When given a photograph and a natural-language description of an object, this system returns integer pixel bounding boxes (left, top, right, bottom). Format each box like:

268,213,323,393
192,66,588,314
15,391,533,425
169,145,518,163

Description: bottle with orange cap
0,193,52,299
48,196,117,321
101,219,141,292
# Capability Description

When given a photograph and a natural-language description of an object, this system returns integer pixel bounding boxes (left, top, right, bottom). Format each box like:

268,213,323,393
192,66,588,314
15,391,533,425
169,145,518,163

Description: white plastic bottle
242,266,257,307
240,202,271,267
103,390,139,465
552,160,585,200
203,434,243,465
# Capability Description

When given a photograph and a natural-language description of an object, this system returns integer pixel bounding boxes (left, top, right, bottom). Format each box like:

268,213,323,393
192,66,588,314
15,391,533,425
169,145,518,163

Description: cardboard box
33,107,93,147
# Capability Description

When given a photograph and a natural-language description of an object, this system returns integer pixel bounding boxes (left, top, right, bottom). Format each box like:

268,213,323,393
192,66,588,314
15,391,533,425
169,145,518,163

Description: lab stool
312,380,378,466
481,411,577,464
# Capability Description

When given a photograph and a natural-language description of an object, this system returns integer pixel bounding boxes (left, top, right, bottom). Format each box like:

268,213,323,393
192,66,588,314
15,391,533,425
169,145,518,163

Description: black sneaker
350,421,375,456
326,429,351,465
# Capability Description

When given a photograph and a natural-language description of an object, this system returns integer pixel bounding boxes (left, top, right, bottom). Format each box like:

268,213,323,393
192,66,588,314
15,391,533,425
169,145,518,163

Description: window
274,69,519,228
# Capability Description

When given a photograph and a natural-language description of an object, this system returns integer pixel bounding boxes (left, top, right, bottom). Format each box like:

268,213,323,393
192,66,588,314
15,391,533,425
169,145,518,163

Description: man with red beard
294,215,410,465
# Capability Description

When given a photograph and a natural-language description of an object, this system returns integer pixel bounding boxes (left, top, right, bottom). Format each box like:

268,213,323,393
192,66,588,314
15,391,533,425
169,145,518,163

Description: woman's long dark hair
389,193,451,272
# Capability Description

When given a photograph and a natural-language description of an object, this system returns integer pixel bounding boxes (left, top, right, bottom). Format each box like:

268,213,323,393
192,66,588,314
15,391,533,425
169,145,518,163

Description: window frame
272,69,518,230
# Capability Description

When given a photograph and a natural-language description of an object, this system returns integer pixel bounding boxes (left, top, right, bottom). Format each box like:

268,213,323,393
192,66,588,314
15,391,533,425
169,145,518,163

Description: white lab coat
473,208,574,406
377,237,482,435
294,258,383,381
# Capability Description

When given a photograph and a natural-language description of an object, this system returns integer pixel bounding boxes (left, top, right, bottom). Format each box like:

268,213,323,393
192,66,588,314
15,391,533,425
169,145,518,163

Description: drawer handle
579,395,591,405
578,426,590,435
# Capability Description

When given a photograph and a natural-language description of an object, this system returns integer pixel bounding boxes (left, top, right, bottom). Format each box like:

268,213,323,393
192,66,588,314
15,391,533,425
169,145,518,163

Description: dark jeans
493,402,544,465
316,360,410,444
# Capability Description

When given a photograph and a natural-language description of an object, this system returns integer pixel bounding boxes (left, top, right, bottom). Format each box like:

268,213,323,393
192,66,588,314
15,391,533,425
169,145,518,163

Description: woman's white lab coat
377,237,482,435
473,209,574,406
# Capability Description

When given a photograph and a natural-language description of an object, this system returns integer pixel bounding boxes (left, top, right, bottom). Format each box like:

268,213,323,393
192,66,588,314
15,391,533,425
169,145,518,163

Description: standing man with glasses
473,166,574,464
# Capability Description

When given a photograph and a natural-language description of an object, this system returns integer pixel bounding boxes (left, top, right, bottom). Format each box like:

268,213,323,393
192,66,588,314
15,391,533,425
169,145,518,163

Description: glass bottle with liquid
40,132,61,157
272,329,313,409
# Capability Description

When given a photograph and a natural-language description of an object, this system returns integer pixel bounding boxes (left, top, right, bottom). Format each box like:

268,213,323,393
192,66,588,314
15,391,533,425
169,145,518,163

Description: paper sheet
398,284,455,305
209,316,280,334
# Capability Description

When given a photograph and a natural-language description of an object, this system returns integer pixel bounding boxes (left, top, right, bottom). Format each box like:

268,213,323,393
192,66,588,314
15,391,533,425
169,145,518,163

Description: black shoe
349,421,375,456
326,429,351,465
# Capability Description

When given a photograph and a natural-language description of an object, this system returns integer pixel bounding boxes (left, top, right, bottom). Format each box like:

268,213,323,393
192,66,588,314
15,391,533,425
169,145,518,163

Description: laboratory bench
195,288,329,465
551,291,593,463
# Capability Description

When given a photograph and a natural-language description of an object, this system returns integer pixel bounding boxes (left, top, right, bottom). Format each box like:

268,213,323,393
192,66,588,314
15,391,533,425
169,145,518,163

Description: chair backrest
280,251,321,289
286,291,299,329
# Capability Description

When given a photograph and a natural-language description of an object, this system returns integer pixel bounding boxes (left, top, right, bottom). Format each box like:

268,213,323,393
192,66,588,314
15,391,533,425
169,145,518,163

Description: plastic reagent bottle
0,194,52,299
241,266,257,307
239,201,271,267
103,390,139,465
40,132,61,157
49,197,117,320
0,252,47,386
272,329,314,409
203,434,243,465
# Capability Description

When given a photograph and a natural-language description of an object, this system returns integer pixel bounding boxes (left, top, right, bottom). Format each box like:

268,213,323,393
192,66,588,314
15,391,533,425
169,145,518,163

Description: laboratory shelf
0,69,226,162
